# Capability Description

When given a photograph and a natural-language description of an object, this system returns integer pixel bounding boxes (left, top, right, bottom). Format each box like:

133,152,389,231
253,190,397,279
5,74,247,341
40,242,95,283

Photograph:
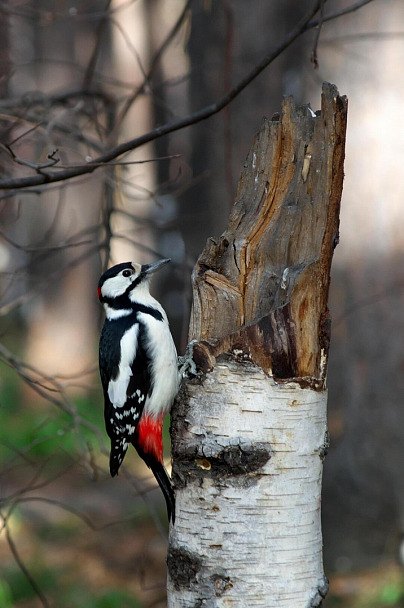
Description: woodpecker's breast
138,311,179,417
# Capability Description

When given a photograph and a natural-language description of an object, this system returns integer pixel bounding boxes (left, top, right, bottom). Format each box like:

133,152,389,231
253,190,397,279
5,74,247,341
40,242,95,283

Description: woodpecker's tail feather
134,446,175,523
150,459,176,524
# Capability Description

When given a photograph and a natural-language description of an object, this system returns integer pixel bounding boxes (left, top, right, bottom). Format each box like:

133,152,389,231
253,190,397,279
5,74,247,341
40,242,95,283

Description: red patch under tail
136,414,164,463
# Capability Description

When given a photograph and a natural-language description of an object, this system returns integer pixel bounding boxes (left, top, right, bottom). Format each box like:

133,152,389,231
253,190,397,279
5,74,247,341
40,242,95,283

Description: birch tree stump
168,82,347,608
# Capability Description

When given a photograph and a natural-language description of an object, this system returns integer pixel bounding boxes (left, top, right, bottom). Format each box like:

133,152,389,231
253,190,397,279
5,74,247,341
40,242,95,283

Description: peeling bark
168,83,347,607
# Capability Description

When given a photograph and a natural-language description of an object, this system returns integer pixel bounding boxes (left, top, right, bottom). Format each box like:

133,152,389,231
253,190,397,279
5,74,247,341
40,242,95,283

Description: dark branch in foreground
0,0,375,192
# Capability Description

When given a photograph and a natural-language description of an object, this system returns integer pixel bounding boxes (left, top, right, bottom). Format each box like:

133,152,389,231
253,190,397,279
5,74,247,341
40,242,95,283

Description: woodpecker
98,259,179,523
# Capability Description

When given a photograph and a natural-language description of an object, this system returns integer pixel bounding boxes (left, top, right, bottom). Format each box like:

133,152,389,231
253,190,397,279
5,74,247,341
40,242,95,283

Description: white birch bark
168,358,328,607
167,84,346,608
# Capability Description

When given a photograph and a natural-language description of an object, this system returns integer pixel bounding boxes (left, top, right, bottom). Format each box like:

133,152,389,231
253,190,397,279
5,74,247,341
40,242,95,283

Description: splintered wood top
189,82,347,386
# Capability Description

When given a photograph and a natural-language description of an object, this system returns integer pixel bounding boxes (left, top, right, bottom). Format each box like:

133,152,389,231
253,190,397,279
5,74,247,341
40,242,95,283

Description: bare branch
307,0,376,28
0,242,103,316
113,0,192,134
0,342,107,455
0,228,93,252
2,457,78,503
1,512,51,608
0,143,60,171
7,121,43,146
6,496,140,531
46,153,181,170
0,0,375,192
311,0,325,69
82,0,113,89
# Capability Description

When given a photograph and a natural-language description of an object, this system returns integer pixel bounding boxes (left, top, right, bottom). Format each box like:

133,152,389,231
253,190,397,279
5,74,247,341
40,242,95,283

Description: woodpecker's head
97,259,170,307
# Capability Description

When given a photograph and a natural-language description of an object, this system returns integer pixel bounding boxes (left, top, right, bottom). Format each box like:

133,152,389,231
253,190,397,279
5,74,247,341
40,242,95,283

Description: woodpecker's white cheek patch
102,274,137,299
108,324,139,408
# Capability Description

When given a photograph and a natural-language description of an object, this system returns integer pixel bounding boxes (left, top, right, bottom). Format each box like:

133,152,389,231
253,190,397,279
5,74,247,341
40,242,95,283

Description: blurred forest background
0,0,404,607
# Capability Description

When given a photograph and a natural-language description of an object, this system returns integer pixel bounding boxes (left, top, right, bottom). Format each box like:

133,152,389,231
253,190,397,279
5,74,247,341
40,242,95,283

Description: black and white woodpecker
97,259,179,523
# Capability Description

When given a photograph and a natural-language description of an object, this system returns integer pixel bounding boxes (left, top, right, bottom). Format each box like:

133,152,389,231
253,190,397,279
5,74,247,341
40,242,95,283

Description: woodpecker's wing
99,314,153,474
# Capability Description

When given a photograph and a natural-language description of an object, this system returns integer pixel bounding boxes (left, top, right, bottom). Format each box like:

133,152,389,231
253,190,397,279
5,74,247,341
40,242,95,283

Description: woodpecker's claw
178,340,201,379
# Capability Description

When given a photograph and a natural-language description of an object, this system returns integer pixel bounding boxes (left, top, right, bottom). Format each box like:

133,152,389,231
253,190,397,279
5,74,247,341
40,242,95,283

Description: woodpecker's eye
122,269,132,277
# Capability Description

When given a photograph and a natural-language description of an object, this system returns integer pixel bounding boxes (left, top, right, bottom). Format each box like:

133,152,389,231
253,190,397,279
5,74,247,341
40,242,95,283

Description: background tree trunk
168,82,347,607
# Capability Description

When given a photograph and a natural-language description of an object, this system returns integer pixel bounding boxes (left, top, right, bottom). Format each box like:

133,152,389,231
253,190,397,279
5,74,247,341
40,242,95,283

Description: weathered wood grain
189,82,347,386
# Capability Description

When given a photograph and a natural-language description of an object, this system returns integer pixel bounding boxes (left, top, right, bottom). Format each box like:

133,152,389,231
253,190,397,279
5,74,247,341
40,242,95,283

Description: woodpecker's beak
140,258,171,276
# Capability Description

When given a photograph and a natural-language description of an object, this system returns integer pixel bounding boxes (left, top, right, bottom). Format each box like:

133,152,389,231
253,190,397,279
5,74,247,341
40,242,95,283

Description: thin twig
113,0,192,135
0,342,107,454
1,0,376,191
0,242,103,316
1,512,51,608
307,0,376,29
222,0,235,209
2,456,77,503
7,121,43,146
311,0,325,68
82,0,113,89
6,496,140,531
1,143,60,171
0,229,92,252
46,154,181,169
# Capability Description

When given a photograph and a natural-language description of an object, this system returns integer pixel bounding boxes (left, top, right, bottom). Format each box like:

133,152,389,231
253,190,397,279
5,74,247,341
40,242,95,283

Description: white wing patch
108,324,139,408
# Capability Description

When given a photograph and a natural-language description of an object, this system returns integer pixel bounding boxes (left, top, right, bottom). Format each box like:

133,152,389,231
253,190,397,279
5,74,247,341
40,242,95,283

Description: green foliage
62,587,141,608
2,562,56,605
380,581,404,606
0,360,105,464
0,579,13,608
326,566,404,608
3,562,141,607
0,364,164,608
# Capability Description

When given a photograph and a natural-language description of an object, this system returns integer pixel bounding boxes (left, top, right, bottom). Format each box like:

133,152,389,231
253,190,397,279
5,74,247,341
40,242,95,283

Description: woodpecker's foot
178,340,201,379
